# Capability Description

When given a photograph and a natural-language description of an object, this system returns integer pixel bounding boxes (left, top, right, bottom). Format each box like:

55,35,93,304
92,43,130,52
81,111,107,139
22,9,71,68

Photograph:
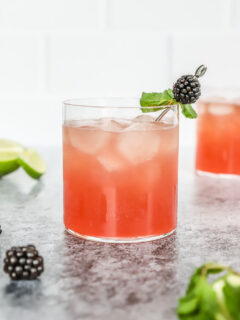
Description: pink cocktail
63,99,179,242
196,98,240,176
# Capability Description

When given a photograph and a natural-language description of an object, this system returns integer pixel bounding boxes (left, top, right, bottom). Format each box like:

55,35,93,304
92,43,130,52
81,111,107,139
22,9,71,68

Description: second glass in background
196,91,240,176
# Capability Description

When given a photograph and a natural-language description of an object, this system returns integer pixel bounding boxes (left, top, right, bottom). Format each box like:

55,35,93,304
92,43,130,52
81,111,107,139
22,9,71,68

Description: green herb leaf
140,89,174,107
223,275,240,320
177,295,199,315
177,263,234,320
186,263,227,295
140,89,174,113
141,106,165,114
180,104,197,119
177,274,219,319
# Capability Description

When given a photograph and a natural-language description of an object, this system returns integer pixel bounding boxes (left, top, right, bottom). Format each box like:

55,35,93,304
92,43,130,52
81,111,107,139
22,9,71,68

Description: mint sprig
177,263,240,320
140,89,197,119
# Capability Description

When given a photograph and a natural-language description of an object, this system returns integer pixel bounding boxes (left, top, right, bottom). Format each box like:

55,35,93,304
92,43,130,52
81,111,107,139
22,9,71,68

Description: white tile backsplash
108,0,230,29
47,31,169,96
0,33,38,92
0,0,238,146
0,0,99,30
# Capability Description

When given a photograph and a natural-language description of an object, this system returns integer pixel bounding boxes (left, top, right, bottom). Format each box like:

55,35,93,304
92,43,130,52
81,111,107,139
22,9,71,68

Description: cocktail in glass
63,99,179,242
196,98,240,176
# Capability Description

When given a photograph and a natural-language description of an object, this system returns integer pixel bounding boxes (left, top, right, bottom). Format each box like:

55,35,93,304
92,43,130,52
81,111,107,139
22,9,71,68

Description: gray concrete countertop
0,148,240,320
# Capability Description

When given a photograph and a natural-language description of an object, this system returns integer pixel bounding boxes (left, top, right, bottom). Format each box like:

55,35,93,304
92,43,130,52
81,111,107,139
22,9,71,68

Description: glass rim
199,97,240,106
63,98,179,110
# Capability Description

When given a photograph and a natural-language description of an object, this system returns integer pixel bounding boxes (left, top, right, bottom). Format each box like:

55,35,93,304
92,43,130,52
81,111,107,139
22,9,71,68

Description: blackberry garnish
173,65,207,104
3,245,44,280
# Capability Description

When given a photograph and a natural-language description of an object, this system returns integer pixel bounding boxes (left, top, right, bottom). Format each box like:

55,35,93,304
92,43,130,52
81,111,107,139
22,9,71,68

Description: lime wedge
18,149,46,179
0,139,24,176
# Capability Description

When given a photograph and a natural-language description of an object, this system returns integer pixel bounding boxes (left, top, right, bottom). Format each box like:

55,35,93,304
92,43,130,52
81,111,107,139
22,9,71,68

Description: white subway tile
234,0,240,28
0,34,38,92
0,97,61,146
0,0,99,30
171,31,240,89
47,31,170,96
108,0,230,29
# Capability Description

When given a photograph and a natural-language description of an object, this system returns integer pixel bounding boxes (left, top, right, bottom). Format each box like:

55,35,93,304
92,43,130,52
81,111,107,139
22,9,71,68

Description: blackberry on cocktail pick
3,245,44,280
173,65,207,105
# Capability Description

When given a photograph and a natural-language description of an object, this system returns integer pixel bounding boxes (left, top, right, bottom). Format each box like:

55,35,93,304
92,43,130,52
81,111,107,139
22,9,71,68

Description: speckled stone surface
0,147,240,320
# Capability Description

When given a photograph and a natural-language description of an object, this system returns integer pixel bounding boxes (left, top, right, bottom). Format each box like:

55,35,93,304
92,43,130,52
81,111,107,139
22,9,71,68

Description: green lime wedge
0,139,24,176
18,149,46,179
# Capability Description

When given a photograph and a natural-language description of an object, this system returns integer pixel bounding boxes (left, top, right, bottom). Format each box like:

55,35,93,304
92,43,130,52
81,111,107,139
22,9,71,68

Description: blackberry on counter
173,65,207,105
3,245,44,280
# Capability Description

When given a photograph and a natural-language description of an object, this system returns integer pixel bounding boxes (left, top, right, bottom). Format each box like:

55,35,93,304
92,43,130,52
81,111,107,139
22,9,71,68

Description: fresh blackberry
3,245,44,280
173,65,207,104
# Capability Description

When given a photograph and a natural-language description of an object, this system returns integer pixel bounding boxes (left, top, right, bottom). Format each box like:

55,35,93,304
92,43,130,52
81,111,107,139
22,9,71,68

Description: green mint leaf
177,277,218,320
223,275,240,320
200,280,220,317
140,89,174,106
141,106,165,114
177,263,229,319
186,263,226,295
177,296,199,315
140,89,175,113
180,104,197,119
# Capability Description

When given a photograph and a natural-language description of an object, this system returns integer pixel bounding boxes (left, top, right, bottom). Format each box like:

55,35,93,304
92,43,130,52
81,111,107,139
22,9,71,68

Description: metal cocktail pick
195,65,207,78
155,108,170,122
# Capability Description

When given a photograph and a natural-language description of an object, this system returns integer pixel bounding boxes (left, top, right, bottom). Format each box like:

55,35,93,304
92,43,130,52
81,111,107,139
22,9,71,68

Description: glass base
65,228,176,243
196,169,240,179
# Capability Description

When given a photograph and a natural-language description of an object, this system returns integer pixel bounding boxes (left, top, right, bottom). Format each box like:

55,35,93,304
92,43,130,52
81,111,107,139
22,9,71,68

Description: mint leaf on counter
177,263,240,320
140,89,197,118
223,275,240,319
177,264,222,319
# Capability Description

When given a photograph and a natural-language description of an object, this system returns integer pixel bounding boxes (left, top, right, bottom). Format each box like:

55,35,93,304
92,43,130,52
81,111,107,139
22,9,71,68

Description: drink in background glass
63,99,179,242
196,97,240,176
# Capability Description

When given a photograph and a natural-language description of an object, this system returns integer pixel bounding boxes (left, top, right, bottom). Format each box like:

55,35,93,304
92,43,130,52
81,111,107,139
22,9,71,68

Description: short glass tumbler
63,99,179,243
196,98,240,176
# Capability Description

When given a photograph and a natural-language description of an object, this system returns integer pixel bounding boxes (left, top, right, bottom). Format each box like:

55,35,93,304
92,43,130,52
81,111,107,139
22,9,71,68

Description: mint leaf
141,106,165,114
180,104,197,119
140,89,174,113
187,263,226,295
223,276,240,319
177,296,199,315
177,277,219,320
140,89,174,107
177,263,230,320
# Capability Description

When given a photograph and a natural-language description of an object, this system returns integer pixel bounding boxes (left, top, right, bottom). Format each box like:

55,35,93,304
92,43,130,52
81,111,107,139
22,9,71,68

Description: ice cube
118,130,160,165
98,150,126,172
125,120,162,132
208,103,234,115
99,118,128,132
133,115,155,122
68,126,109,154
